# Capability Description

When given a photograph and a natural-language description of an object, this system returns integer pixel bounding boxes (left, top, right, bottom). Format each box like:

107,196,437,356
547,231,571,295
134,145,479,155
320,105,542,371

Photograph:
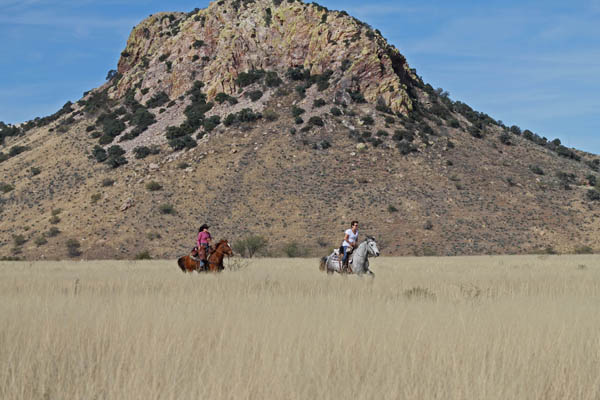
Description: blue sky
1,0,599,154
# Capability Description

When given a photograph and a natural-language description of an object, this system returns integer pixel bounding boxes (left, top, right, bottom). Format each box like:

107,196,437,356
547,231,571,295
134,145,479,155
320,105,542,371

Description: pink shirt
197,231,211,247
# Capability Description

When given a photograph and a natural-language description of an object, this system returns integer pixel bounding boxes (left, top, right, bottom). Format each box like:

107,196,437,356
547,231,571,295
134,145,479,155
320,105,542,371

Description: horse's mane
214,239,228,248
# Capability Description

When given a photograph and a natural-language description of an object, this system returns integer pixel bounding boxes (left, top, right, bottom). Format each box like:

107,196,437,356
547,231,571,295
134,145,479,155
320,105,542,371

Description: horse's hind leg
177,258,187,273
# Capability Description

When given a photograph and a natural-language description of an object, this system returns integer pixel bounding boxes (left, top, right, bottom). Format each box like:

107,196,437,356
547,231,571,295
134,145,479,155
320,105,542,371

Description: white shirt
343,228,359,247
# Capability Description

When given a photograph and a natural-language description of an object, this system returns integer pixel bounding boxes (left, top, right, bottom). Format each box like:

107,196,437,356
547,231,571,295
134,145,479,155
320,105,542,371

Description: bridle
209,241,233,269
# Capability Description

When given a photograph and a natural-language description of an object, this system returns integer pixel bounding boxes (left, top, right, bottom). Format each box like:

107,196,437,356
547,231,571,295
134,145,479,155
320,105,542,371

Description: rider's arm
344,233,352,247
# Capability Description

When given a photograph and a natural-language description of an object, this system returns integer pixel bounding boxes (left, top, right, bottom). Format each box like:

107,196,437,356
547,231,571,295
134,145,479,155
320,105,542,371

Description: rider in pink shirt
196,224,212,268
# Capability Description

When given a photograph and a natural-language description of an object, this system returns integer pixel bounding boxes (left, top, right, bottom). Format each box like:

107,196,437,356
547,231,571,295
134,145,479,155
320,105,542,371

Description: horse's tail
319,256,327,272
177,257,186,273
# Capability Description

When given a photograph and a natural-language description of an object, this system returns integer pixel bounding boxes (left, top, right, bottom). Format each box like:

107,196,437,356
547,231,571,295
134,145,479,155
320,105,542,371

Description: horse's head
365,236,380,257
216,240,234,256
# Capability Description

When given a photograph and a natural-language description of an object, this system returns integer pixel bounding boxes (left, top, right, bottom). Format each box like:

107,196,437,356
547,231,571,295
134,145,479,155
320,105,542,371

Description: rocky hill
1,0,600,260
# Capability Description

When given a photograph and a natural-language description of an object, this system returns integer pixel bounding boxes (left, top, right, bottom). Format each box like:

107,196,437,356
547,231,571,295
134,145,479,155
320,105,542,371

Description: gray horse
319,236,380,276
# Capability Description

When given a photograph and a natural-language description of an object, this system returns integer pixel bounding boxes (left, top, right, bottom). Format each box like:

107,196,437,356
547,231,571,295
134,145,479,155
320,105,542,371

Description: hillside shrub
574,245,594,254
146,181,163,191
9,146,28,157
361,115,374,125
307,116,324,127
127,108,156,136
397,141,417,155
169,135,196,150
265,71,282,87
98,135,114,145
101,178,114,187
587,189,600,201
347,89,366,103
234,235,268,258
236,69,265,87
13,234,26,246
510,125,522,135
330,107,342,116
223,108,261,127
133,146,157,159
283,241,303,257
286,66,311,81
586,174,597,186
215,92,238,105
529,165,544,175
469,125,483,138
223,114,237,126
295,85,306,98
92,145,108,162
80,90,110,115
313,70,333,91
554,145,580,161
105,145,127,169
34,236,47,246
393,130,414,142
295,117,304,125
245,90,263,101
66,239,81,257
203,115,221,132
135,251,153,260
264,7,272,26
313,98,326,108
30,167,41,176
0,122,23,144
291,106,305,117
556,171,575,187
448,119,460,128
159,203,176,214
499,132,512,145
145,91,170,108
238,108,261,122
263,109,279,121
47,227,61,237
1,182,15,193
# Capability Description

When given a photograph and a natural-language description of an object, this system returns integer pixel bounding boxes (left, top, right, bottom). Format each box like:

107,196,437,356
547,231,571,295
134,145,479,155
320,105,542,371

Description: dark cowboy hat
199,224,210,231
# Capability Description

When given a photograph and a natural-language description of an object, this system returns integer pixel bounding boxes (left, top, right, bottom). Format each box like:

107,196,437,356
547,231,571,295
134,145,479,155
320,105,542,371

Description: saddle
334,246,353,273
190,245,212,264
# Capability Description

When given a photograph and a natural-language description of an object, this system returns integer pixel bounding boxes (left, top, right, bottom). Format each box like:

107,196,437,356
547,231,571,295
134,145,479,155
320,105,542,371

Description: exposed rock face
115,0,415,115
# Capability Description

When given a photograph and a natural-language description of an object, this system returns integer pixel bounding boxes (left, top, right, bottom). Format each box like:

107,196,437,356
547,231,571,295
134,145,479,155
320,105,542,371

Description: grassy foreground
1,255,600,399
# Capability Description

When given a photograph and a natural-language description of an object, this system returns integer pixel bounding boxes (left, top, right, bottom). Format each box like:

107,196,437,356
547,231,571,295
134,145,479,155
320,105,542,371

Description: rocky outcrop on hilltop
114,0,415,115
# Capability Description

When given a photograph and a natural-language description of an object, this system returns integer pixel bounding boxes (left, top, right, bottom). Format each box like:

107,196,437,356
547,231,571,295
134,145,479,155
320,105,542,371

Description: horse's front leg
364,259,375,277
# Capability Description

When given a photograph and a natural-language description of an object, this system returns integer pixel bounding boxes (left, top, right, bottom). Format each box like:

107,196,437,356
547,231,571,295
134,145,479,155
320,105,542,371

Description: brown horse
177,239,233,273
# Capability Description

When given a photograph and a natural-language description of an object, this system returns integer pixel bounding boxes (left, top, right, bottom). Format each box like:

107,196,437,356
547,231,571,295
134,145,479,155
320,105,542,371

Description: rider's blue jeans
342,245,350,264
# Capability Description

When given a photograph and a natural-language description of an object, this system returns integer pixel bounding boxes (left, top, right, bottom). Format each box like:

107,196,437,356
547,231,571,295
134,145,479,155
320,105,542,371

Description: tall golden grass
1,255,600,399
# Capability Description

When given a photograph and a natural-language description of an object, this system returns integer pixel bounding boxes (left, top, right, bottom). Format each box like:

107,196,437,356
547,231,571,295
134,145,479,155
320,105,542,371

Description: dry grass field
1,255,600,399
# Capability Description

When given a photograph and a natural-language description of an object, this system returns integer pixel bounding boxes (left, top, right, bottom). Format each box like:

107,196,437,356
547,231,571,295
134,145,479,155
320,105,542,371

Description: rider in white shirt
342,221,359,268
